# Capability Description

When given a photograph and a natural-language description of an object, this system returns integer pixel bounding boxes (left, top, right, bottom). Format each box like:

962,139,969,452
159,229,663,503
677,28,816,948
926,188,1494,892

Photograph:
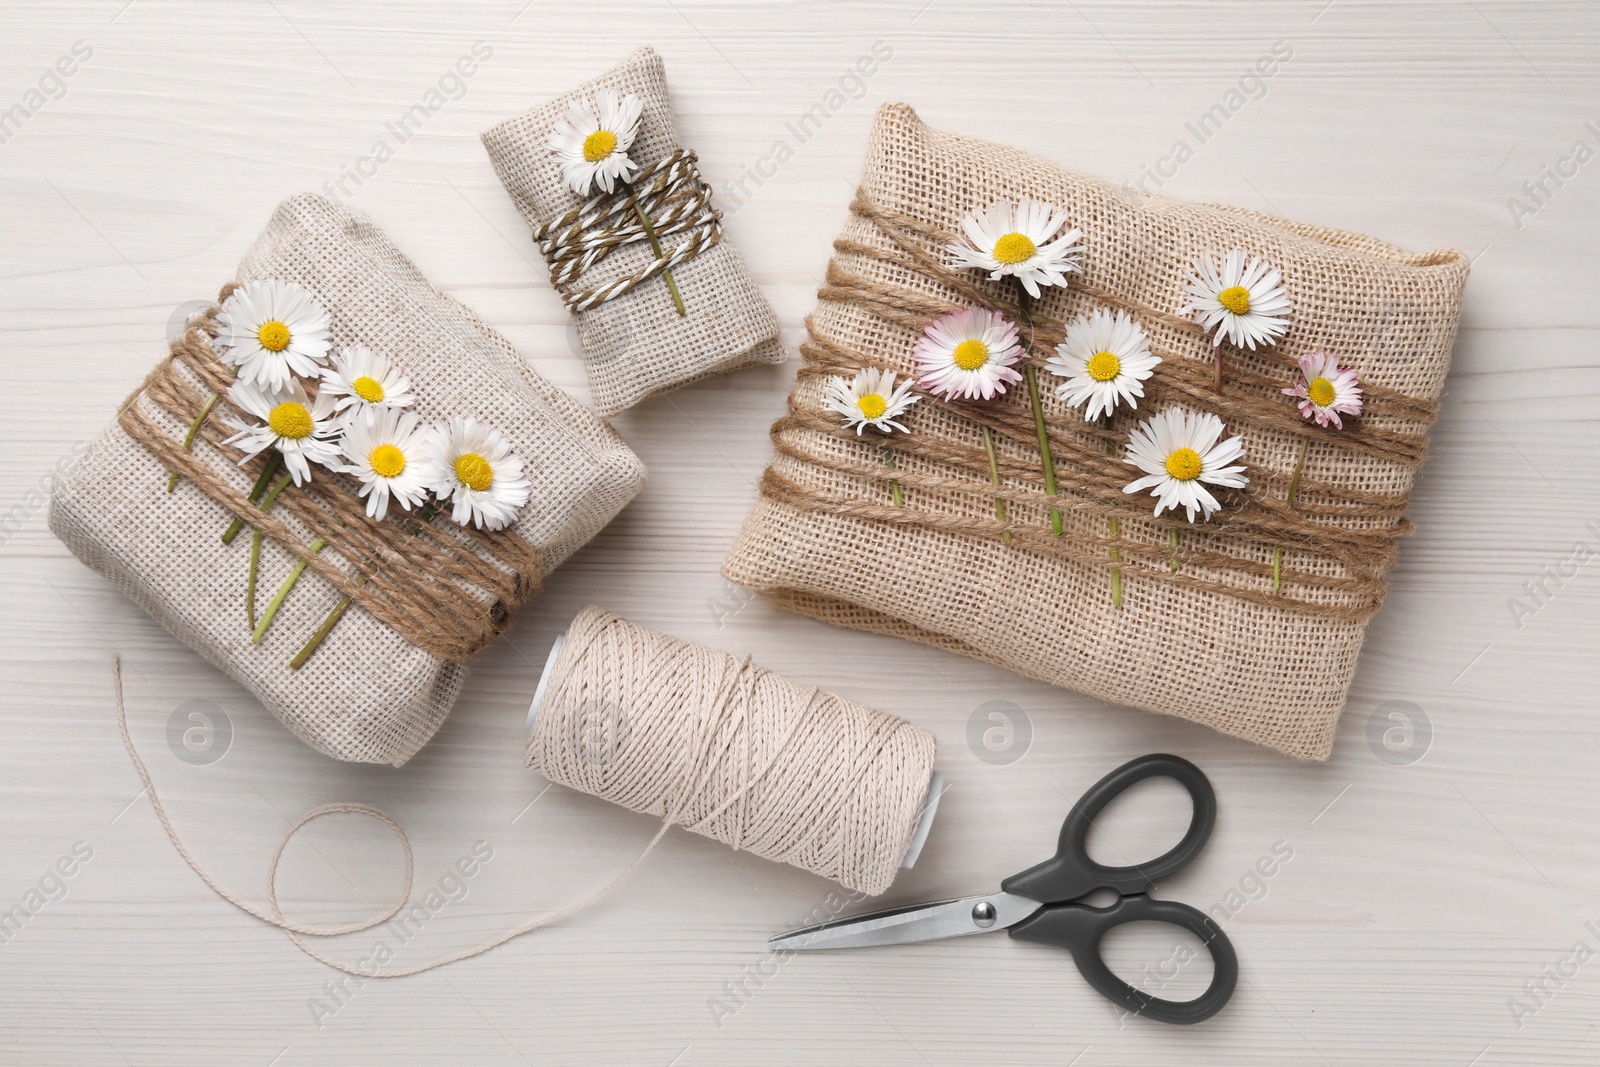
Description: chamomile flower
338,408,431,521
223,379,343,486
419,417,532,532
913,307,1026,401
212,279,333,391
948,199,1084,298
823,368,920,434
1122,407,1249,523
319,345,415,422
1183,250,1292,350
1045,308,1163,422
1283,350,1364,429
547,89,644,196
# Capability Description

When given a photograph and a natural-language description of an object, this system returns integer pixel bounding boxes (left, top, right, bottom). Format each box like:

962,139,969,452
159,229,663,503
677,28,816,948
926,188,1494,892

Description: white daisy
547,89,644,196
1045,308,1163,422
1183,250,1292,350
1283,350,1364,429
419,416,532,531
913,306,1026,401
320,345,415,422
338,408,432,521
1122,407,1249,523
948,199,1085,298
212,279,333,391
223,379,343,486
823,368,920,434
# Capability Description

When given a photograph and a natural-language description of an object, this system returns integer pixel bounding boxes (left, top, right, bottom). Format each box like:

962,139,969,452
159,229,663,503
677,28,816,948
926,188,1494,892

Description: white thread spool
526,606,943,895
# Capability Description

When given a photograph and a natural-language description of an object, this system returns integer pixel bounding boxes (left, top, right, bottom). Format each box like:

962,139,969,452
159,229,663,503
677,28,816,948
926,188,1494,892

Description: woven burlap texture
722,103,1469,760
481,46,784,417
50,194,646,765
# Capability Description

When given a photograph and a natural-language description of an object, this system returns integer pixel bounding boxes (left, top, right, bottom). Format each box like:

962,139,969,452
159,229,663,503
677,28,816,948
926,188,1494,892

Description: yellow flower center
267,401,314,440
1307,376,1336,406
454,452,494,492
1165,447,1203,481
369,443,406,479
257,320,291,352
1087,351,1122,382
583,130,617,162
352,375,385,403
1217,285,1251,315
856,393,888,420
952,339,990,371
992,232,1036,265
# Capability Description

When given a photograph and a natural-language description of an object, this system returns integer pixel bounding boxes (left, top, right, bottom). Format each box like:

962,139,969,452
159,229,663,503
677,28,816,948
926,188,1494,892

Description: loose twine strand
533,150,721,312
761,190,1438,620
118,288,542,661
110,657,668,979
527,607,936,896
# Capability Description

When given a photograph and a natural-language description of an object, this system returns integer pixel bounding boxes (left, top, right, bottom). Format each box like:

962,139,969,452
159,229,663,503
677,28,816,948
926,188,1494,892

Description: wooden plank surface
2,1,1597,1063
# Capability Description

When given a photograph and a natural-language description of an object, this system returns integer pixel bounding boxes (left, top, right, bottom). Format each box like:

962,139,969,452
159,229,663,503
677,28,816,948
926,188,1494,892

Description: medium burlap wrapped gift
723,103,1469,760
481,46,784,417
51,194,645,765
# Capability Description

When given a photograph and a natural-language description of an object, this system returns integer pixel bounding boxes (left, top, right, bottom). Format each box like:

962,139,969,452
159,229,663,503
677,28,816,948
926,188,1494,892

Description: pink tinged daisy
223,379,343,487
1046,308,1163,423
823,367,920,435
1122,407,1249,523
947,199,1085,298
1283,350,1364,429
338,408,432,522
320,345,415,422
1183,249,1292,351
913,307,1025,401
212,279,334,392
420,416,532,532
547,89,643,196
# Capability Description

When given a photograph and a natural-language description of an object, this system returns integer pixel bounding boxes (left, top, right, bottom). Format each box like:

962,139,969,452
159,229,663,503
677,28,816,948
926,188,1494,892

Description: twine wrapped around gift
534,149,722,313
118,285,543,663
760,193,1442,622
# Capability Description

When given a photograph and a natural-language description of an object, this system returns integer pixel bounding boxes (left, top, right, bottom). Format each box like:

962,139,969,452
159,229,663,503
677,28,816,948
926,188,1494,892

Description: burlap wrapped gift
723,103,1469,760
51,194,645,765
481,46,784,417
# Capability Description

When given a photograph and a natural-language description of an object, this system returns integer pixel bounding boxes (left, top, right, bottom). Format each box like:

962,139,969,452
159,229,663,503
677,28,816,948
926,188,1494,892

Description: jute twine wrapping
529,606,937,895
723,104,1470,760
51,194,646,765
481,46,785,417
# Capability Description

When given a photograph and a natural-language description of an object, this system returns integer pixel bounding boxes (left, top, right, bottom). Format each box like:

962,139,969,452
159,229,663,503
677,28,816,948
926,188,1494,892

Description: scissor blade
768,892,1041,951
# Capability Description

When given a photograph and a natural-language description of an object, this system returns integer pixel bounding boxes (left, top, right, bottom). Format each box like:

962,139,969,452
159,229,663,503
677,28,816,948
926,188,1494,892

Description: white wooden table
3,2,1597,1063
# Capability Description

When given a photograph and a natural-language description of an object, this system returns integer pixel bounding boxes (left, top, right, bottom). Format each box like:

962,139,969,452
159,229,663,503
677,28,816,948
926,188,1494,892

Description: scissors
768,753,1238,1025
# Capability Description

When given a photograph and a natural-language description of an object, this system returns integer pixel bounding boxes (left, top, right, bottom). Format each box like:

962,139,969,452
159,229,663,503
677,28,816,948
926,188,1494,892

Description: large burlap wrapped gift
481,46,784,417
723,104,1469,760
51,194,645,765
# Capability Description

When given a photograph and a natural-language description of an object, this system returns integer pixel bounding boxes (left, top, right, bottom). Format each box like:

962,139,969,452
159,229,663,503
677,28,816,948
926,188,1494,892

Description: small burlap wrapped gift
481,46,784,417
723,104,1469,759
51,194,645,765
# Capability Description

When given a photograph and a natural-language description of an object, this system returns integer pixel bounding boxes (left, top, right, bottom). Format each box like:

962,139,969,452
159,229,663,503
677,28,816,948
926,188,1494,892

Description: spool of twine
529,606,938,896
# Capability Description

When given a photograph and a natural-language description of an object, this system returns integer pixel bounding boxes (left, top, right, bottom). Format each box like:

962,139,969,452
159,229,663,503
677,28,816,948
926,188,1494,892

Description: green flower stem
166,392,220,493
1272,437,1311,592
1016,289,1062,535
222,453,283,545
246,529,263,628
981,425,1011,545
1103,414,1122,607
631,194,686,317
252,534,326,645
289,594,352,670
884,447,903,508
1169,527,1181,573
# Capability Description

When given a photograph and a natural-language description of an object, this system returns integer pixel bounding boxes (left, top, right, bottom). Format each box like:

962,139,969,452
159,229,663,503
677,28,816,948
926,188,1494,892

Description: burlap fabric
723,104,1469,760
51,194,646,765
481,46,784,417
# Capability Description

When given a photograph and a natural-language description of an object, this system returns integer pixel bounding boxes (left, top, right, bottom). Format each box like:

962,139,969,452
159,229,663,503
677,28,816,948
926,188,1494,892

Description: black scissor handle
1008,894,1238,1025
1001,753,1216,903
